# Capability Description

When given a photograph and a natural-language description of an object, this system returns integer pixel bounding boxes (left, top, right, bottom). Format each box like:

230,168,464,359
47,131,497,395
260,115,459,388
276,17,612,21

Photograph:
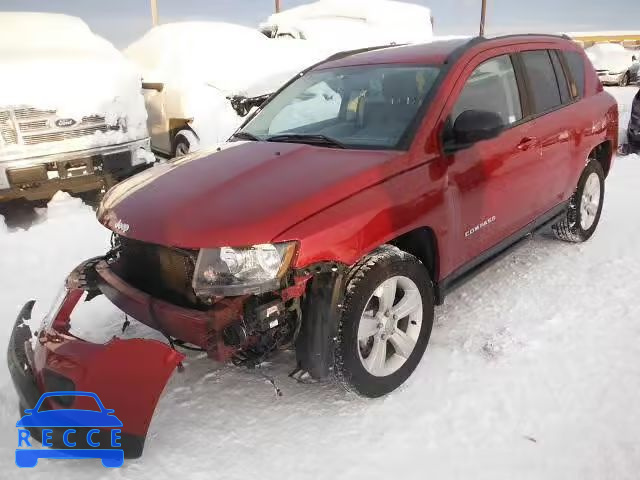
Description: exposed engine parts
75,250,305,371
229,295,301,368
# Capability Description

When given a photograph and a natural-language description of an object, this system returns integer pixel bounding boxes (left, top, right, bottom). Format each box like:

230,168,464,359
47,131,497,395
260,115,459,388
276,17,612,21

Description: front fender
274,162,453,276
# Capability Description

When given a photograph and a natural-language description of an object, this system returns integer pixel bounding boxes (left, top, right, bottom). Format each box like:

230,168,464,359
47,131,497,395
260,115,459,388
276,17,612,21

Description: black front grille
111,235,201,308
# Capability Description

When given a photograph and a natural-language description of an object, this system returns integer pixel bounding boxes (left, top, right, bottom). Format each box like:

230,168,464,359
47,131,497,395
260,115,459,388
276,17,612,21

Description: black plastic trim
295,270,346,379
435,201,568,304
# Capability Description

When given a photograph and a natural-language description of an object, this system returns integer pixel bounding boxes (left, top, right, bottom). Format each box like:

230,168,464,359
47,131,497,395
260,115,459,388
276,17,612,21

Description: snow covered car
585,43,639,86
0,13,154,203
8,35,618,459
124,22,336,157
260,0,434,50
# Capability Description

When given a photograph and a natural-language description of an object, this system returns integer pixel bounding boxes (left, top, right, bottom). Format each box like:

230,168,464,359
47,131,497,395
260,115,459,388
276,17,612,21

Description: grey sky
1,0,638,48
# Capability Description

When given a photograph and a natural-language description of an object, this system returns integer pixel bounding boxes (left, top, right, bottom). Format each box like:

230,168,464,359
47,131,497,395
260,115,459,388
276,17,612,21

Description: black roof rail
321,43,405,64
481,32,574,42
443,33,575,64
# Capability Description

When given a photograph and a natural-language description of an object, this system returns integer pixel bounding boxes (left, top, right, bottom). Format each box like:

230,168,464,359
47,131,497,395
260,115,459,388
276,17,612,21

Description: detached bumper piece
6,290,183,458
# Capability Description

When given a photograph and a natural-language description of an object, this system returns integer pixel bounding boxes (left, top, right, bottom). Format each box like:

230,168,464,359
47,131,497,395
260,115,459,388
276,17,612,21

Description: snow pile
261,0,433,48
0,13,148,159
585,42,636,72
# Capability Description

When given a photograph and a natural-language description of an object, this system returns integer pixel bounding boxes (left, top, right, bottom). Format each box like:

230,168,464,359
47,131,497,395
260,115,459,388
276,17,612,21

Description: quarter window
550,50,571,104
563,50,586,98
521,50,563,114
451,55,523,127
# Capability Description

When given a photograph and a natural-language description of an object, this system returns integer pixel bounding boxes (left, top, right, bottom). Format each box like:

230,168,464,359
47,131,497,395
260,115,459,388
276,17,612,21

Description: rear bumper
0,138,153,201
6,289,183,459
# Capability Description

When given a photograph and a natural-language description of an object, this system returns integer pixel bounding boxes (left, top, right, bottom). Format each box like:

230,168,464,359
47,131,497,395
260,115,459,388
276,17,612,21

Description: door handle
517,137,536,151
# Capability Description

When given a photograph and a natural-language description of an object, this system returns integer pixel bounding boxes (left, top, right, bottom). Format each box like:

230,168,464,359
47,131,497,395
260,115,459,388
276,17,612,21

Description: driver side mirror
452,109,505,147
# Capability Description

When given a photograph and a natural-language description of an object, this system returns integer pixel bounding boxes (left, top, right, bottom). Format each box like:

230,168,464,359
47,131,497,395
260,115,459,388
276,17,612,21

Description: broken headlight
192,242,297,297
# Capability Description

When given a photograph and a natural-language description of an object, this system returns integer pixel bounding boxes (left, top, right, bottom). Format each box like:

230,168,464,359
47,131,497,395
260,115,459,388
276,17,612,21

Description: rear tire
552,160,605,243
334,245,434,398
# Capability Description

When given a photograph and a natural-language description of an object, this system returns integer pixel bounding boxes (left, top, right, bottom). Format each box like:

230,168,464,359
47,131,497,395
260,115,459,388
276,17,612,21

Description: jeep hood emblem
113,219,130,234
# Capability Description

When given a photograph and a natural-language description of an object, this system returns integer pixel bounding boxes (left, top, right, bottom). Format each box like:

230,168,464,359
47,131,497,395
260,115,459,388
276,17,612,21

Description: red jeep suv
8,35,618,458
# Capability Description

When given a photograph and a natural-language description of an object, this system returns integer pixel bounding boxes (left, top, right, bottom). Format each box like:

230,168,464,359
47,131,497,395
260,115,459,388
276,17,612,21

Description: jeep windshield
236,64,441,150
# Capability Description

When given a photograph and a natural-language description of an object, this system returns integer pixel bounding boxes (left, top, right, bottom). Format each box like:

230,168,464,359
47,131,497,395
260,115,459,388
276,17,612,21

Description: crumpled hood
98,141,404,248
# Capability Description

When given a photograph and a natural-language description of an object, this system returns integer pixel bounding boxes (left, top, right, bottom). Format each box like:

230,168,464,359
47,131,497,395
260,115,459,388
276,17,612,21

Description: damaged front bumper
6,283,183,458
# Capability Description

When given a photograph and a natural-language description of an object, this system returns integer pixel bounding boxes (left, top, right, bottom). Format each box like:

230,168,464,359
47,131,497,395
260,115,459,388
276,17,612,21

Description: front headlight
192,242,297,297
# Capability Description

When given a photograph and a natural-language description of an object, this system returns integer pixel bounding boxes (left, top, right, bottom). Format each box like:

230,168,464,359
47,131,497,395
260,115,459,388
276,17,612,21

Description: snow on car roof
0,11,121,58
263,0,432,29
261,0,433,47
124,21,338,95
0,11,89,33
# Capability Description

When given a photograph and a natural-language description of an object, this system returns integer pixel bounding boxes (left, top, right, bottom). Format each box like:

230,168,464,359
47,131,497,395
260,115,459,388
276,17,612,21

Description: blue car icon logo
16,391,124,468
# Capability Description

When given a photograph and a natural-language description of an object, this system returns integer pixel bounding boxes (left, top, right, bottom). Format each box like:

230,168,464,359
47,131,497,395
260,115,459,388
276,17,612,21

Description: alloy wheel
580,171,601,230
357,275,423,377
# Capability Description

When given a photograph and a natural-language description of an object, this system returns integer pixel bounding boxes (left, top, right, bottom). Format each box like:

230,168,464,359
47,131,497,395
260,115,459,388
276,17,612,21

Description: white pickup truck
0,13,154,203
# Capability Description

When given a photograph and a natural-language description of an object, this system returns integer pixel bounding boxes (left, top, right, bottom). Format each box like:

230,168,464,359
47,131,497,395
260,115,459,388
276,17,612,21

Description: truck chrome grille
13,107,56,120
0,110,17,145
18,119,49,132
1,106,116,146
22,125,111,145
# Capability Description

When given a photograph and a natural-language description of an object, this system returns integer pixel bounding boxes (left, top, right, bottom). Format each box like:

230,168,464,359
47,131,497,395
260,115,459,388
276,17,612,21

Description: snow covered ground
0,87,639,479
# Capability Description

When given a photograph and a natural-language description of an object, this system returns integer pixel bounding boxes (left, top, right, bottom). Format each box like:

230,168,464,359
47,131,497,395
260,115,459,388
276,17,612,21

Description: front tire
173,129,199,158
552,160,605,243
619,72,630,87
334,245,434,398
173,134,191,157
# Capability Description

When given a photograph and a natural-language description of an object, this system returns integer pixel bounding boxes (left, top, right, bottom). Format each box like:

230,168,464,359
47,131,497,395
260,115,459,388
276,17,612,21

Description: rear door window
520,50,563,114
563,51,586,98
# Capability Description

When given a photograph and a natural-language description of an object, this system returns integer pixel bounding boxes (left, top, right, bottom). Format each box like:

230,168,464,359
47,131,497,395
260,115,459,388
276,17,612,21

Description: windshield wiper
231,131,261,141
266,134,346,149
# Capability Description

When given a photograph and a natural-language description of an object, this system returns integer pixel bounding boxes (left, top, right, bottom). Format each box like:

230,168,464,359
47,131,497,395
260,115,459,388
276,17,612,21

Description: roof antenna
479,0,488,37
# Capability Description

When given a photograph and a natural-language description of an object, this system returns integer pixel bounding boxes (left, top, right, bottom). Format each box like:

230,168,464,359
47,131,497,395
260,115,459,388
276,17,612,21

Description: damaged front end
7,259,184,459
7,239,325,458
7,234,346,458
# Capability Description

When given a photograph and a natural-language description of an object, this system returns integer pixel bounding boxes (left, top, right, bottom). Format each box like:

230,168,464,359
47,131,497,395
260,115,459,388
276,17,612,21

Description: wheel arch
591,140,612,177
169,119,198,150
387,227,439,286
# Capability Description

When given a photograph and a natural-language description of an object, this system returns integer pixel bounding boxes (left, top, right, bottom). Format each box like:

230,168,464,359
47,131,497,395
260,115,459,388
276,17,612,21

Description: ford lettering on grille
55,118,76,128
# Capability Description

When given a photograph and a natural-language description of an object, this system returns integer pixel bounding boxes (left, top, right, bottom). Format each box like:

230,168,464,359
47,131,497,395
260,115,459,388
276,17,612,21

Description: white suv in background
124,22,336,157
